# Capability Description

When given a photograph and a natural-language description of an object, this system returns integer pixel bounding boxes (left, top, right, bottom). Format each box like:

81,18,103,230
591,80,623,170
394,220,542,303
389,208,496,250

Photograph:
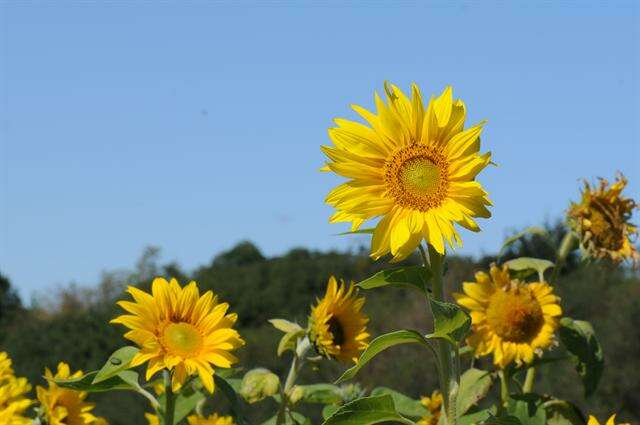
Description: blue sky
1,1,638,301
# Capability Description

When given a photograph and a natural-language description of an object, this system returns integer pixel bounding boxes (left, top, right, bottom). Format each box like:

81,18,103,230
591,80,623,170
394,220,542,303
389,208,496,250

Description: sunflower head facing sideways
0,352,32,425
111,277,244,393
36,362,106,425
587,414,630,425
453,264,562,368
568,173,639,266
417,390,443,425
322,83,492,261
309,276,369,363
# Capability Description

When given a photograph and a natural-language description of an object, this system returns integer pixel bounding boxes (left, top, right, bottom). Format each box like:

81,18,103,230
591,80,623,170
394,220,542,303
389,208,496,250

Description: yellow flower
453,264,562,368
111,277,244,393
36,362,103,425
568,173,639,265
322,83,492,261
417,390,443,425
144,413,159,425
187,413,235,425
587,414,630,425
0,353,32,425
309,276,369,363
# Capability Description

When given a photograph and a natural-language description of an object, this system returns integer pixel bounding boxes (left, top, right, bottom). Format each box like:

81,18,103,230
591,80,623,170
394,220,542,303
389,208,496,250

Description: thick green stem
551,232,577,282
425,244,457,425
276,337,311,425
523,366,536,393
163,370,175,425
498,369,510,414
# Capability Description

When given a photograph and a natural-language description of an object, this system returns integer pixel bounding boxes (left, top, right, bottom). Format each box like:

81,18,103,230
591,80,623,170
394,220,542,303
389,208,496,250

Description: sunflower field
1,83,638,425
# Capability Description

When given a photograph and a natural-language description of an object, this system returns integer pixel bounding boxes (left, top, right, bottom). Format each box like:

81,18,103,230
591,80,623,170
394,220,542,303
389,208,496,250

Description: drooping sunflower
0,352,32,425
308,276,369,363
187,413,235,425
453,264,562,368
322,83,492,261
111,277,244,393
36,362,106,425
568,173,639,265
588,414,630,425
417,390,443,425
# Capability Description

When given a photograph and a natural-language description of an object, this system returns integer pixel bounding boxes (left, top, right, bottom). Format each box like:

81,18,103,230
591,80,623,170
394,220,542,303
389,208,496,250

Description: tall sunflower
308,276,369,363
588,414,629,425
111,277,244,393
0,352,32,425
36,362,106,425
568,173,638,265
322,83,492,261
453,264,562,368
417,390,443,425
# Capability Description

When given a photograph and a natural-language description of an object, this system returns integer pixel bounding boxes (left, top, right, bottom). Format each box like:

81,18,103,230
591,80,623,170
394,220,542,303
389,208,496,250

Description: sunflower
36,362,105,425
322,83,492,261
187,413,235,425
0,352,32,425
453,264,562,368
111,277,244,393
588,414,630,425
144,413,159,425
308,276,369,363
417,390,443,425
568,173,639,265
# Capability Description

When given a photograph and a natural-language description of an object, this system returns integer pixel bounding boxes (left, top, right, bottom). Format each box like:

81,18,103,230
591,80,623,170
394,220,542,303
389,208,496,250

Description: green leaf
92,346,139,384
558,318,604,397
428,299,471,345
459,408,495,425
298,384,343,404
337,228,375,236
504,257,554,282
240,368,280,403
277,329,305,357
508,394,546,425
457,368,493,415
215,374,249,425
173,390,205,425
499,227,550,257
543,399,586,425
483,415,523,425
269,319,304,334
261,412,312,425
357,266,430,292
55,370,139,392
321,395,415,425
323,405,340,420
370,387,427,419
336,330,430,384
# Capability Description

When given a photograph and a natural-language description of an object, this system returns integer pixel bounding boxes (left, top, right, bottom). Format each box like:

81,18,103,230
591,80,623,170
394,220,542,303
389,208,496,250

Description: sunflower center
162,322,203,357
328,317,345,347
587,207,624,250
485,288,544,343
384,144,448,211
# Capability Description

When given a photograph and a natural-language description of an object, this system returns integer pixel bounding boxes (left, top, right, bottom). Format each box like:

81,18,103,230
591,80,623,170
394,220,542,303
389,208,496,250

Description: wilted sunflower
0,352,32,425
588,414,629,425
187,413,235,425
417,390,443,425
568,173,639,265
36,362,106,425
322,83,492,261
111,277,244,393
453,264,562,368
309,276,369,363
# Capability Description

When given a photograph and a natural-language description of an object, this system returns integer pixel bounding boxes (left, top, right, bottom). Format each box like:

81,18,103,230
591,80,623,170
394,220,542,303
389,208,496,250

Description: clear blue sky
1,1,638,301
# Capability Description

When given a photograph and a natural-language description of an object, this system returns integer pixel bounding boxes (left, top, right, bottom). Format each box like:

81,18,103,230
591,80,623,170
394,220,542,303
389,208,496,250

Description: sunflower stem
551,232,577,282
499,369,510,413
523,366,536,393
163,370,175,425
426,244,458,425
277,336,311,425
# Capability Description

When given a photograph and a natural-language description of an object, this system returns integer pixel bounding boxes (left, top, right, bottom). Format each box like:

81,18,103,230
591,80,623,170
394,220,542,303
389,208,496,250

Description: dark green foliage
0,237,638,424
